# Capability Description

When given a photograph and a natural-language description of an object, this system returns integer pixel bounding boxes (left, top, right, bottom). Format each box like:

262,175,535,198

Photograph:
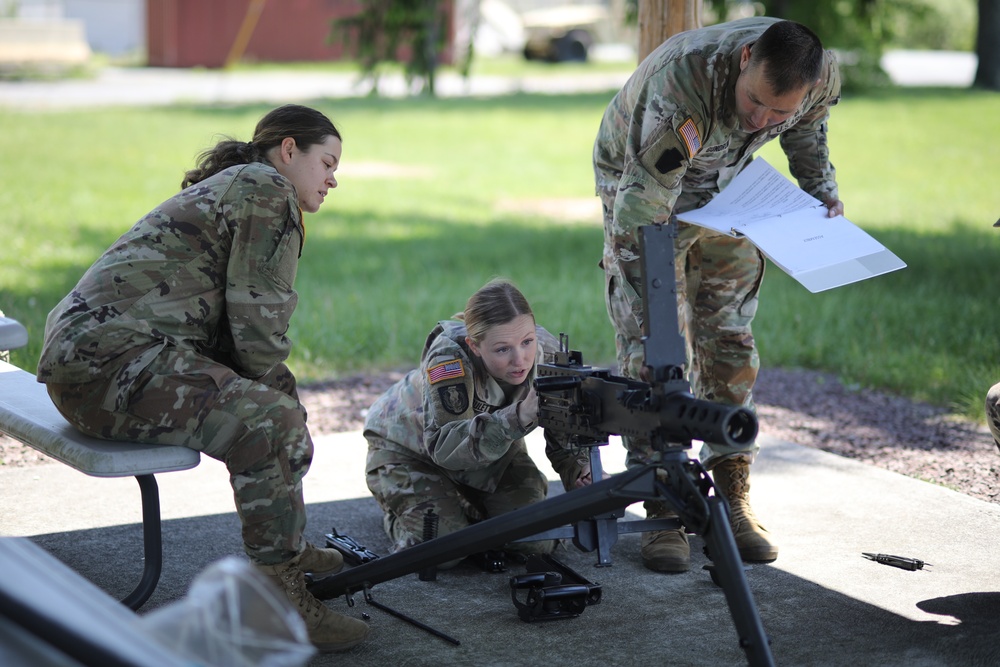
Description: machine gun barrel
534,363,757,451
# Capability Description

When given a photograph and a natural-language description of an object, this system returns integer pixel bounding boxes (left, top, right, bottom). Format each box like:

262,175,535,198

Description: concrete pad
3,431,1000,666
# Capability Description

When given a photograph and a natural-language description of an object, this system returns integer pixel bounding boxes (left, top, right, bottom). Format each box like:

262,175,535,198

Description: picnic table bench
0,316,200,610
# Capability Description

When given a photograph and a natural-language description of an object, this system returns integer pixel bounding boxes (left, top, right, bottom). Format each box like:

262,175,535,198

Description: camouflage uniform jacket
594,16,842,304
37,161,303,408
365,320,547,493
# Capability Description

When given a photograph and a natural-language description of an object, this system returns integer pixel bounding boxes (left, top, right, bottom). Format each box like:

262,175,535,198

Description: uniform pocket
737,249,766,319
260,209,302,292
604,269,643,342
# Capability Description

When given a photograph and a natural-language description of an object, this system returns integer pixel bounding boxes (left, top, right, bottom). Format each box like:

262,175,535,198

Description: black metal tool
509,554,602,622
863,552,930,571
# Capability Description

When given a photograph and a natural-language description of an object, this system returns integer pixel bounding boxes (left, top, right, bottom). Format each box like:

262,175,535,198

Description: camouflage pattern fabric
365,439,553,558
593,17,841,468
46,356,312,565
37,160,312,566
986,383,1000,452
37,161,302,388
364,320,570,554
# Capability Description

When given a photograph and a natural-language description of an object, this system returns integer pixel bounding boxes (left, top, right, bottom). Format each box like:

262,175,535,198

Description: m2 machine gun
311,225,775,667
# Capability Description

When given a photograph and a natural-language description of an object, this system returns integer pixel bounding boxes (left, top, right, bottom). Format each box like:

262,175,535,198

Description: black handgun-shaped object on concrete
325,528,381,566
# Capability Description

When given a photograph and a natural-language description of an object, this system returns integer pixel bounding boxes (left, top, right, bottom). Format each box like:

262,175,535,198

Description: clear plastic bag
142,557,316,667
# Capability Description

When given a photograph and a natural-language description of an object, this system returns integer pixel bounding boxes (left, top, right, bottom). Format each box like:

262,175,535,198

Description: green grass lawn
0,83,997,421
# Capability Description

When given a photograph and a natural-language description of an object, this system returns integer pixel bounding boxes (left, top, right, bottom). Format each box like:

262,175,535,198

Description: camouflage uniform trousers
365,438,555,564
45,347,313,566
605,220,763,470
986,383,1000,452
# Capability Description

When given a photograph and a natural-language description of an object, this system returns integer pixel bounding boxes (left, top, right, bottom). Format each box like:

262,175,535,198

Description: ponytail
181,139,262,189
180,104,341,189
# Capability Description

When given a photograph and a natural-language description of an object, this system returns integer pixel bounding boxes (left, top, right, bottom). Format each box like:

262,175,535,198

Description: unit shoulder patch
437,384,470,415
655,147,684,174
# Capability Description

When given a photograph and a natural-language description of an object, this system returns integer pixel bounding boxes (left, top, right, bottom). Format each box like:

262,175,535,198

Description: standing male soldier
594,18,844,572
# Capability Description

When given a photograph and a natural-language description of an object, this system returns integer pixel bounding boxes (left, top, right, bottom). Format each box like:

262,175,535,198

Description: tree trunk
974,0,1000,90
637,0,703,62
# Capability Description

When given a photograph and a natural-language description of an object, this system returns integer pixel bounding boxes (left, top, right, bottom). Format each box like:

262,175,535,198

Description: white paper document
676,158,906,293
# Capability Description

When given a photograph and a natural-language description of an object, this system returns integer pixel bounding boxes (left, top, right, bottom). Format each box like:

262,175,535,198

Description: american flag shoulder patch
427,359,465,385
678,117,702,158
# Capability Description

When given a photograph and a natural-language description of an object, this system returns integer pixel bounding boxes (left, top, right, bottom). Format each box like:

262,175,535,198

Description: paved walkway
3,429,1000,666
0,50,978,111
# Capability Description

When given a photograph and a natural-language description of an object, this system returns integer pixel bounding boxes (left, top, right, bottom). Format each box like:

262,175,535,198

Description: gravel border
3,367,997,505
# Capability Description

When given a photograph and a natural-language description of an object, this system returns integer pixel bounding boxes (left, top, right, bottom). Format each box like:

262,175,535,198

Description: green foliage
753,85,1000,418
0,83,997,422
888,0,977,51
331,0,448,95
702,0,976,90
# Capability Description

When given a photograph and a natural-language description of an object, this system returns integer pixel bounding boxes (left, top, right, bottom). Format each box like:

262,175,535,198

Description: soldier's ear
466,336,481,357
739,44,752,71
279,137,297,164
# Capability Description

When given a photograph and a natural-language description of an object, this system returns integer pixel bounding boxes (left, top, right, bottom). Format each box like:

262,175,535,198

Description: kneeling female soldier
364,279,590,564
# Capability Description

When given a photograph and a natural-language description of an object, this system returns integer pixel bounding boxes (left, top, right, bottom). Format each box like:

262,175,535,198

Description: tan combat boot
639,501,690,573
256,555,370,652
297,542,344,577
712,457,778,562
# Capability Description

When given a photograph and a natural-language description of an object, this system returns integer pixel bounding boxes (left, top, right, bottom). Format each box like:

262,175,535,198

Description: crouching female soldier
363,279,591,565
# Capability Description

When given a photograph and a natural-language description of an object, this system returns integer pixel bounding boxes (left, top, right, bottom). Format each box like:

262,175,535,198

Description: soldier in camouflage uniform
593,18,843,572
364,279,590,565
35,104,369,652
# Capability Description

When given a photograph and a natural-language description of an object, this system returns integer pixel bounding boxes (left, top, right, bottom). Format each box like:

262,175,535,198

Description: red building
146,0,454,68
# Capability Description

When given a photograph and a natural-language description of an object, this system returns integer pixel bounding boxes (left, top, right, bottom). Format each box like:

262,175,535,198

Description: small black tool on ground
509,554,602,622
863,552,930,571
325,528,381,566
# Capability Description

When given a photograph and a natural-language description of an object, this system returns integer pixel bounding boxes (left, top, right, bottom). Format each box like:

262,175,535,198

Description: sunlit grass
0,84,997,421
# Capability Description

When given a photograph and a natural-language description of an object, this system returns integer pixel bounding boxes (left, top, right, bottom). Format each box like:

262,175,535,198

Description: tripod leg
701,496,775,667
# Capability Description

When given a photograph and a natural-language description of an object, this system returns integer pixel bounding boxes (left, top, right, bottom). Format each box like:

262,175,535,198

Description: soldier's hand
825,198,844,218
572,463,609,488
517,387,539,427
